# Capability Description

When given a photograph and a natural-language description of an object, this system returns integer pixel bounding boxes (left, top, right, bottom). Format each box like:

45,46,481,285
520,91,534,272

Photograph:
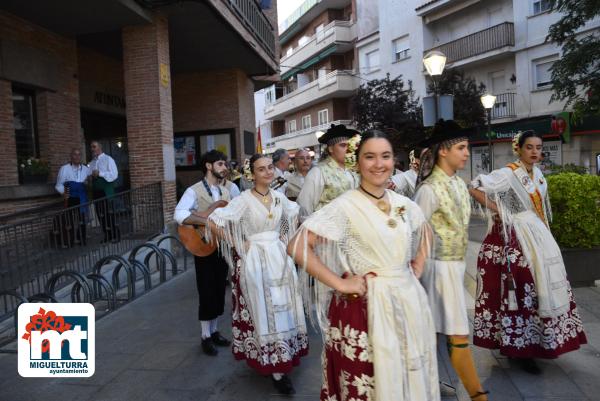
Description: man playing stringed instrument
174,150,231,356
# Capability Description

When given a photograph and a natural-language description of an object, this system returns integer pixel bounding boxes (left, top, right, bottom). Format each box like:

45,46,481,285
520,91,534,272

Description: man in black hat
297,124,359,218
414,120,488,401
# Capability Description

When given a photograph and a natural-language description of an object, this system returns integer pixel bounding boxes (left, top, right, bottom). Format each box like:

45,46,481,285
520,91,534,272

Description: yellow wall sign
160,63,170,88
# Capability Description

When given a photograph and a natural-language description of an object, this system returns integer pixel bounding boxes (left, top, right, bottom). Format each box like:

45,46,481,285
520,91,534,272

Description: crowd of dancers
174,121,587,401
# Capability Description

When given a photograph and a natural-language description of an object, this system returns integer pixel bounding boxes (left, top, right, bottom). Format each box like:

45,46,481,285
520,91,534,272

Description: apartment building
356,0,600,178
263,0,359,156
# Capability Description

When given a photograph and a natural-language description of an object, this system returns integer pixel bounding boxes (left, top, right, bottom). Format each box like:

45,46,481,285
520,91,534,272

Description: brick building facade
0,0,278,225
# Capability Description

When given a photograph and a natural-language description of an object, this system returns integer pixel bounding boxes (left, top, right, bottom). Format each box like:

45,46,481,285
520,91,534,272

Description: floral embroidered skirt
230,257,309,375
473,224,587,358
321,294,374,401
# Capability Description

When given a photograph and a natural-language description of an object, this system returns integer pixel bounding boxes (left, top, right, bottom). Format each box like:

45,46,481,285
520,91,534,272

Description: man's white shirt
55,163,91,194
88,153,118,183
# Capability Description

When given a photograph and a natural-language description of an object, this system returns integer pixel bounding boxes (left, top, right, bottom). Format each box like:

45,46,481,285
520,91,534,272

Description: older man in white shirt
285,148,312,201
55,148,91,246
271,148,290,193
88,141,119,243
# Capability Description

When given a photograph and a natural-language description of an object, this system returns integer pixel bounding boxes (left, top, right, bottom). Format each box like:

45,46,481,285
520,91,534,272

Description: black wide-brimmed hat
419,119,470,148
318,124,360,145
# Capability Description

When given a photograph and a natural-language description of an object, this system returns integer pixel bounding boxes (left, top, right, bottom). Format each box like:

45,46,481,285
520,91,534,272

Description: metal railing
0,183,164,321
226,0,276,58
280,20,354,64
265,119,354,147
424,22,514,64
491,92,516,120
270,70,355,106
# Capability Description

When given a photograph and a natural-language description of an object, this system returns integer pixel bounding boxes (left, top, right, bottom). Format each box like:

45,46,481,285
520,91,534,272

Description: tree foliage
352,74,423,150
547,172,600,248
427,69,487,128
547,0,600,117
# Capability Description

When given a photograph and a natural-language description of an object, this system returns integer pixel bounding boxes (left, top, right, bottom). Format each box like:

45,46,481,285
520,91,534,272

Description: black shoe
516,358,542,375
272,374,295,395
201,338,218,356
211,331,231,347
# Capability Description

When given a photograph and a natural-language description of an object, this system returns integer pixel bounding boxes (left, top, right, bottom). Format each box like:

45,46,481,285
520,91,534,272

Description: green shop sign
469,112,585,144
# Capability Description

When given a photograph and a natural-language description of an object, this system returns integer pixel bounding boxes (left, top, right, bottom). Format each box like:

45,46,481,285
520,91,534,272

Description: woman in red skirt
470,130,586,374
289,130,440,401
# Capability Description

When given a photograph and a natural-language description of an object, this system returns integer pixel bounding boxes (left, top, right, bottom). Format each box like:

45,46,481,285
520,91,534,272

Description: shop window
12,87,38,162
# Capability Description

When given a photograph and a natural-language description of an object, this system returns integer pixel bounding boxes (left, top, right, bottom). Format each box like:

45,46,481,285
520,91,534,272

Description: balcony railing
280,20,355,75
227,0,276,58
491,92,516,120
268,120,354,144
279,0,321,33
424,22,514,64
264,70,359,119
265,120,355,152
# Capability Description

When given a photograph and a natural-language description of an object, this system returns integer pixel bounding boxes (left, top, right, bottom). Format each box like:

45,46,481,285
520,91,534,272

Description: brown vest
190,181,230,212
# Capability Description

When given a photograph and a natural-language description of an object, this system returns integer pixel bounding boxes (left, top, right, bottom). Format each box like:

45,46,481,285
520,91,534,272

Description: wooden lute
177,200,227,257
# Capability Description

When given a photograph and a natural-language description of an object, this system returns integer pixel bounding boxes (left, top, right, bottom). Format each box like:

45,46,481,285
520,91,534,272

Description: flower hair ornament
512,131,523,156
344,134,362,171
242,158,253,182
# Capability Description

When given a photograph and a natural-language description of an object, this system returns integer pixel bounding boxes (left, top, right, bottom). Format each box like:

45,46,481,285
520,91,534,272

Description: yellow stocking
447,338,488,401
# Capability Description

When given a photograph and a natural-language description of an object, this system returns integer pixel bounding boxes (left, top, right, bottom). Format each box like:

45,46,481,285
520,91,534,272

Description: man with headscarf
297,124,359,218
285,148,312,201
414,120,488,401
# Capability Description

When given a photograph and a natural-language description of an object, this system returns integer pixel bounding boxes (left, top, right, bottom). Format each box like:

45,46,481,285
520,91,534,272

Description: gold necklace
360,186,397,228
253,188,270,204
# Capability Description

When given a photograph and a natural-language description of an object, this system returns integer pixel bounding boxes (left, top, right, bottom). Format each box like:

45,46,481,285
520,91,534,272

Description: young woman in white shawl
469,130,586,374
206,154,309,395
289,130,440,401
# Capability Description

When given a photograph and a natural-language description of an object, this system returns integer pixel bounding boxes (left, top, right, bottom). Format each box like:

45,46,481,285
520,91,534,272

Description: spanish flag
256,125,263,154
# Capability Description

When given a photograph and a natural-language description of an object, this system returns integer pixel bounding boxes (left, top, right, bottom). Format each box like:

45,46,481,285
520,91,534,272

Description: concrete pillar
0,80,18,186
123,15,176,225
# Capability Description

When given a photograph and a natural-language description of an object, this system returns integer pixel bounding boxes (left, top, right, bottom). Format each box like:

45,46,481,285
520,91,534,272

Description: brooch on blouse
396,206,406,222
388,206,406,228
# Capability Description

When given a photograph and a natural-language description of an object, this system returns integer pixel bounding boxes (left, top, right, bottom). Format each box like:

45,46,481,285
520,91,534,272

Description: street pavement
1,219,600,400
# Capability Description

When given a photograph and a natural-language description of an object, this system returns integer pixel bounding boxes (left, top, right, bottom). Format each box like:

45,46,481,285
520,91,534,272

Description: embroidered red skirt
473,223,587,358
321,294,374,401
230,256,309,375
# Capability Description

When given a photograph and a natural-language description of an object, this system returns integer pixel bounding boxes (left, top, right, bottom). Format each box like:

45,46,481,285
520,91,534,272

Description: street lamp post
480,94,497,172
423,50,447,124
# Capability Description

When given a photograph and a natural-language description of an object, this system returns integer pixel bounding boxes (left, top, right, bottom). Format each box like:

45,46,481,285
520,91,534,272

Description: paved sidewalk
1,219,600,400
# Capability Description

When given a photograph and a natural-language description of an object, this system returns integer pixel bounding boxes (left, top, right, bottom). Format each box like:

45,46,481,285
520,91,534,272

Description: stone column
123,14,176,225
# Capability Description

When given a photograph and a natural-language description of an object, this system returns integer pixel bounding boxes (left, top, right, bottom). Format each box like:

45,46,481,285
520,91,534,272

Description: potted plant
19,158,50,185
547,171,600,287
